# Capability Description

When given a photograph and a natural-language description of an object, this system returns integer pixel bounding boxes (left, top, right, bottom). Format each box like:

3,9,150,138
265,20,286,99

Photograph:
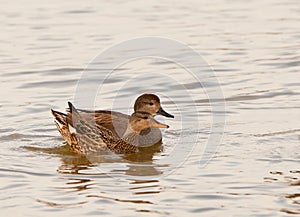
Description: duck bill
157,107,174,118
151,119,169,129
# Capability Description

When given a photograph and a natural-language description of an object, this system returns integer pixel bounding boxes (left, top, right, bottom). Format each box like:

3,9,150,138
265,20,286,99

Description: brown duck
52,94,174,147
51,102,169,154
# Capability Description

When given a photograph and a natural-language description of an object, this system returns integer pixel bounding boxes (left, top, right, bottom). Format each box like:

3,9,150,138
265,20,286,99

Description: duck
51,102,169,154
52,94,174,147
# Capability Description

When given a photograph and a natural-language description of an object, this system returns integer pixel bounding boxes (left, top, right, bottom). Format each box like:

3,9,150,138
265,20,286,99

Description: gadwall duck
51,102,169,154
52,94,174,147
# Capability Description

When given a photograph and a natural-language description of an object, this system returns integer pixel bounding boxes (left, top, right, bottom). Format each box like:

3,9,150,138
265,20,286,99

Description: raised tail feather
51,109,67,126
67,101,75,113
51,102,84,130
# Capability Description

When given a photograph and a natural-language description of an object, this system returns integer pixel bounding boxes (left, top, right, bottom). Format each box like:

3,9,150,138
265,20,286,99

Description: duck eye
143,116,148,119
149,102,154,106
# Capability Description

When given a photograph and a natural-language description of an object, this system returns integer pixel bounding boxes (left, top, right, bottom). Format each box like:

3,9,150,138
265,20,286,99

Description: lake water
1,0,300,216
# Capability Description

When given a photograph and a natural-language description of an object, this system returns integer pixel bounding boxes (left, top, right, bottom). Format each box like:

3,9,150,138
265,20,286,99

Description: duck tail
50,109,70,140
51,109,67,126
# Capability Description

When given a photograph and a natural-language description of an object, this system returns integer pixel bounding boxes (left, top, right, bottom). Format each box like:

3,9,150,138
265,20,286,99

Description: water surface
1,0,300,216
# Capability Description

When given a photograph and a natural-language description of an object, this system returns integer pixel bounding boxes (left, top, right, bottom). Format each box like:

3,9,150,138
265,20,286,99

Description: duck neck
123,125,140,145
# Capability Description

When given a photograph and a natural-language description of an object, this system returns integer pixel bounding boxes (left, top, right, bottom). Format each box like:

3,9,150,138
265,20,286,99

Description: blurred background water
1,0,300,216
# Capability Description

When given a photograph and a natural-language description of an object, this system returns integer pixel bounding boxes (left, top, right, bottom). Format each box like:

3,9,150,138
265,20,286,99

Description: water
1,0,300,216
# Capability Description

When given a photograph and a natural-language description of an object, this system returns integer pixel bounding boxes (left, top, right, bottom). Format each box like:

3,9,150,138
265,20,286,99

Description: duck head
129,111,169,134
133,94,174,118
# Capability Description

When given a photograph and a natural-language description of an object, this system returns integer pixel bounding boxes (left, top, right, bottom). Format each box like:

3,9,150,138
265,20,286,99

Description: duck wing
67,108,129,138
67,102,138,154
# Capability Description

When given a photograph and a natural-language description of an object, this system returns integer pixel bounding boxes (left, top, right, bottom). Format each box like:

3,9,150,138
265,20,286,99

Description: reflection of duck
52,94,174,147
51,102,169,154
25,143,165,177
